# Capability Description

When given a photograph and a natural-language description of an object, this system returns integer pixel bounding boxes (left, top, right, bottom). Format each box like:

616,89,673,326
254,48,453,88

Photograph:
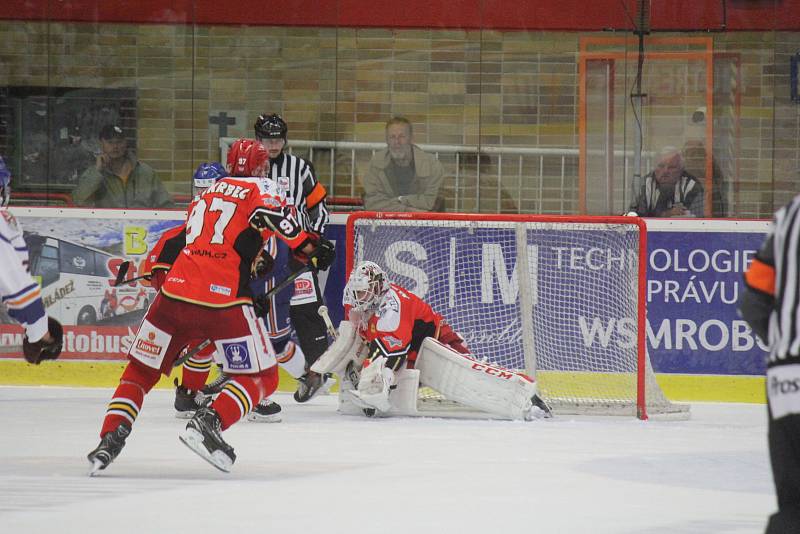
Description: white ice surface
0,387,775,534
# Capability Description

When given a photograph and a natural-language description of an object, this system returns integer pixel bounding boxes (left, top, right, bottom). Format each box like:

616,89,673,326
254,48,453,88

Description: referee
255,113,334,402
739,192,800,533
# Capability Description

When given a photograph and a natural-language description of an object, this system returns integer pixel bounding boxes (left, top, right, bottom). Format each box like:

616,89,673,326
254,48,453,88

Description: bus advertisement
0,209,185,360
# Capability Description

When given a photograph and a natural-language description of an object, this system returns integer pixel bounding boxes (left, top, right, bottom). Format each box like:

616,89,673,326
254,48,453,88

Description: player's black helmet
254,114,288,141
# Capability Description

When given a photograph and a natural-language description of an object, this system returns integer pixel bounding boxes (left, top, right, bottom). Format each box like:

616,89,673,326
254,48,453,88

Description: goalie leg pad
310,320,358,375
416,337,537,421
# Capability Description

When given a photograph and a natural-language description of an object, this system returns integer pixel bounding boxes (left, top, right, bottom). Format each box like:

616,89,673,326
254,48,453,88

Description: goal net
347,212,688,420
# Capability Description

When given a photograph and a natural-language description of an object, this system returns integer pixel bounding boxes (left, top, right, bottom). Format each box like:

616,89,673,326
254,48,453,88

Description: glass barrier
0,1,797,217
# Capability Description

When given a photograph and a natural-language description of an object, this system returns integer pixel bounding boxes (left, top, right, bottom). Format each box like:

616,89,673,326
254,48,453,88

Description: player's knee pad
120,358,161,393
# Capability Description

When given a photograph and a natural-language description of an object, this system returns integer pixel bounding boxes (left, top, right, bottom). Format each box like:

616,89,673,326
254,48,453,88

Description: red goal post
346,212,689,420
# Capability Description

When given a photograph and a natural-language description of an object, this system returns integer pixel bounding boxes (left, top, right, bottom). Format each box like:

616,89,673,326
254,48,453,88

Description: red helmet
226,138,269,177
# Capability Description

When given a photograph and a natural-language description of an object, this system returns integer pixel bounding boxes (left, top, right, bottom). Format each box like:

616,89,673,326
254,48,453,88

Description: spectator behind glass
362,116,445,212
628,146,705,218
72,125,173,209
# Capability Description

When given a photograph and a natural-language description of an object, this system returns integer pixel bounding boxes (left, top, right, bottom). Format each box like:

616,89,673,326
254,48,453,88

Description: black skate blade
179,428,233,473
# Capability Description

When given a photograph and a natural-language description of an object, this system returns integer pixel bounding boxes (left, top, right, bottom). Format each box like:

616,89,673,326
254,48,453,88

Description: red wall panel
0,0,797,30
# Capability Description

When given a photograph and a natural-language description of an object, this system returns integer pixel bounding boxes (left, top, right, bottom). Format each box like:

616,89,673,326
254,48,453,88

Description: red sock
180,344,215,391
100,360,160,437
212,366,278,430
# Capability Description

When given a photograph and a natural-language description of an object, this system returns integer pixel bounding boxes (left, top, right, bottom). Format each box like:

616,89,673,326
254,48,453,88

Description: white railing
220,137,650,214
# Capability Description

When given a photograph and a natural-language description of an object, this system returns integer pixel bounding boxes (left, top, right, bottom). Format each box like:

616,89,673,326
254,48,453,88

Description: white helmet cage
345,261,390,312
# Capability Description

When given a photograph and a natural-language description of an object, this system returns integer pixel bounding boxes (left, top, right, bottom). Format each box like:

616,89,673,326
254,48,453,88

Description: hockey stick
262,263,315,300
112,261,151,287
172,338,211,368
113,261,131,286
318,305,338,341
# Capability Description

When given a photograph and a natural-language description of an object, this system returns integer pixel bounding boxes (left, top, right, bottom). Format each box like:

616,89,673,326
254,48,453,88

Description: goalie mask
192,162,228,196
345,261,389,312
0,156,10,208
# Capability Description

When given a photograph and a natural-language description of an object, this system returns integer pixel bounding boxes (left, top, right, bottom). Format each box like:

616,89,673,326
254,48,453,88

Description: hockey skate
87,422,131,476
293,371,335,403
246,398,282,423
174,378,208,419
179,406,236,473
527,394,554,420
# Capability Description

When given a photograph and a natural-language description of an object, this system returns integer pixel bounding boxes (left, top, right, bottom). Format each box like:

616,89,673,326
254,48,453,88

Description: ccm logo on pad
471,363,513,379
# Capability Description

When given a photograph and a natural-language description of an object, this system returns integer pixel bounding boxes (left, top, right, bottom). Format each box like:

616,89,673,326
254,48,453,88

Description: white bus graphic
25,234,153,326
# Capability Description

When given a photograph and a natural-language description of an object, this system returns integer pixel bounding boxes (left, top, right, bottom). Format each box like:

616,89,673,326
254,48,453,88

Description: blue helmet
192,162,227,194
0,156,11,208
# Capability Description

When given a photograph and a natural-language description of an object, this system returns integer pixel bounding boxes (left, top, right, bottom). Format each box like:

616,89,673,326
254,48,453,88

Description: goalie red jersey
162,177,310,308
347,282,466,367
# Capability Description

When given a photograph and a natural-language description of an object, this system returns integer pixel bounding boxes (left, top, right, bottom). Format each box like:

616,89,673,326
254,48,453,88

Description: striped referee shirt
768,194,800,365
266,153,329,235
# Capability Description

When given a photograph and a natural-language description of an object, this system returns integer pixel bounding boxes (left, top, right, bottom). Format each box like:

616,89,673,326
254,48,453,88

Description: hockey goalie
312,261,552,420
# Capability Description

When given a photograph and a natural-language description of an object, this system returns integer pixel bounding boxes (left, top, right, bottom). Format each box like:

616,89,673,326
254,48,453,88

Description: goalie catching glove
293,233,335,271
23,317,63,364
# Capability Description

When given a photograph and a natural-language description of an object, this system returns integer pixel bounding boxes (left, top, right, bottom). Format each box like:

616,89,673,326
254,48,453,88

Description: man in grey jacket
73,125,173,209
362,117,445,212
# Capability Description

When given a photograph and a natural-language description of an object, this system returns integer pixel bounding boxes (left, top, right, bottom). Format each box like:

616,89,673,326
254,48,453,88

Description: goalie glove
349,356,395,413
293,233,335,271
23,317,63,365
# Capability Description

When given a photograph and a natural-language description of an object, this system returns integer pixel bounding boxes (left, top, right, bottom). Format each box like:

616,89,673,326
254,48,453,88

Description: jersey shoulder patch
256,177,287,207
375,290,401,332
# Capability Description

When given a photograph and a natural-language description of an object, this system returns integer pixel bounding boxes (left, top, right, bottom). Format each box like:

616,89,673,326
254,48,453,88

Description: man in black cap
73,125,173,208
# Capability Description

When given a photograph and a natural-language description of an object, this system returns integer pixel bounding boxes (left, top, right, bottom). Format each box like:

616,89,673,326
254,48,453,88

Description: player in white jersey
0,157,63,363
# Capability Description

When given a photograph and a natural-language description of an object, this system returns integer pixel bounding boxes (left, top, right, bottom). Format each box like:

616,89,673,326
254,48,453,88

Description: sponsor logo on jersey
293,278,314,296
167,276,185,284
262,195,282,209
768,364,800,419
277,176,290,190
222,341,251,370
189,249,227,259
210,284,231,296
135,330,163,356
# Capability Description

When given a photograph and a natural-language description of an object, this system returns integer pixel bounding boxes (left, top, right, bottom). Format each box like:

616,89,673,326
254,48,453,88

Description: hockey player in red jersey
312,261,551,420
140,162,225,416
87,157,334,474
169,143,313,422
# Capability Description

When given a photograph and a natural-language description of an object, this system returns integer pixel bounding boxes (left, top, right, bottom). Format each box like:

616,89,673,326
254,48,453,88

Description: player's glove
252,294,271,317
23,317,64,365
252,250,275,279
294,234,335,271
